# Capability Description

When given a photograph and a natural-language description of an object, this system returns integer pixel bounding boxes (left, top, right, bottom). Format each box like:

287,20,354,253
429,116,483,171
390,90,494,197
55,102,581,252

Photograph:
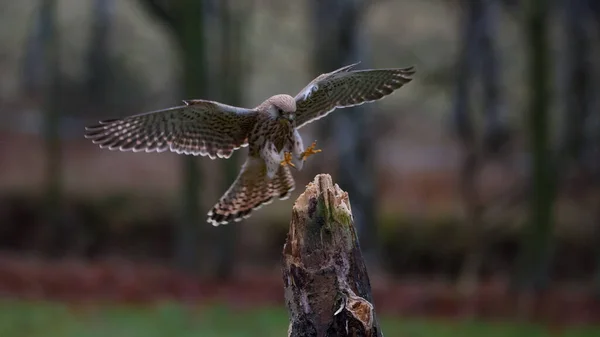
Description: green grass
0,300,597,337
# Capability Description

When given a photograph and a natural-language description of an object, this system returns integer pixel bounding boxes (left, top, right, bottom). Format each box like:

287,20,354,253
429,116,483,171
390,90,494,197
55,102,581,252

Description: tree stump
282,174,382,337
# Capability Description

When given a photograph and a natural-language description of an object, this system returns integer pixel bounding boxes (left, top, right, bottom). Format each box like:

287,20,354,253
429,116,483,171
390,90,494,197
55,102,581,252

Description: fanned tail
207,157,295,226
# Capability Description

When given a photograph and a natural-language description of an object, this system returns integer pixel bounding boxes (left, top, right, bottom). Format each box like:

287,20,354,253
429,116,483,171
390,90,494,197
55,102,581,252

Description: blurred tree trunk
452,0,483,301
310,0,379,265
213,0,248,280
561,0,592,293
515,0,556,303
558,0,589,172
583,0,600,298
86,0,114,107
39,0,62,255
480,0,509,156
177,1,207,274
592,0,600,300
140,0,208,273
21,0,52,97
454,1,508,309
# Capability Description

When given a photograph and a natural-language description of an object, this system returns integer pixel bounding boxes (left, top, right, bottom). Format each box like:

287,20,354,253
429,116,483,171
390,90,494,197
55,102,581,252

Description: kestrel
85,62,415,225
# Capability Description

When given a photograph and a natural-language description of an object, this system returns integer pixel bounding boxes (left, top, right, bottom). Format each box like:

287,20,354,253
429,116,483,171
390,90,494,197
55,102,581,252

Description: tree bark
282,174,381,337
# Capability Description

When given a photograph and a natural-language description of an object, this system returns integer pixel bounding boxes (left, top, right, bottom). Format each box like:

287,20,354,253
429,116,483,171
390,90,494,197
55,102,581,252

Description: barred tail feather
207,156,295,226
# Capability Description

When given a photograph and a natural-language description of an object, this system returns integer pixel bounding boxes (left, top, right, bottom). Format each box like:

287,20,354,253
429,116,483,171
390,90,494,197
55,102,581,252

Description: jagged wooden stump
282,174,382,337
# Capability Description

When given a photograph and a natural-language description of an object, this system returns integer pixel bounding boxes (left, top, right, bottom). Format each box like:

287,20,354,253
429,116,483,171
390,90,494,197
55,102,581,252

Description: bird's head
267,94,296,123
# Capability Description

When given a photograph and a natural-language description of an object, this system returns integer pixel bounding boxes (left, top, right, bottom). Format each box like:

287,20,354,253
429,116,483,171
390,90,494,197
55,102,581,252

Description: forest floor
0,254,598,329
1,300,599,337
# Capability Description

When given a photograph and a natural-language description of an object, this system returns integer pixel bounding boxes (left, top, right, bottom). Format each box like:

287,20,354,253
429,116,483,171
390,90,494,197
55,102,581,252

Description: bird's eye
277,107,283,114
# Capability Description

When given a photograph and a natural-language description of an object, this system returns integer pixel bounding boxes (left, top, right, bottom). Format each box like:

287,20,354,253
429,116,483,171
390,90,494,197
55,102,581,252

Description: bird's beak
279,115,294,124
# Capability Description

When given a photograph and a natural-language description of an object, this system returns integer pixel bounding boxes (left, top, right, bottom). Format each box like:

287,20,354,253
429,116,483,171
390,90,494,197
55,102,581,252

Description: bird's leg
261,141,284,178
290,130,305,170
280,152,296,168
300,140,322,161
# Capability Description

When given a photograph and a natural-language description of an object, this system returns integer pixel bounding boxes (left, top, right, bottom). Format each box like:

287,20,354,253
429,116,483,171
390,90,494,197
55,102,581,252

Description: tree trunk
175,0,207,272
21,0,51,97
453,1,484,305
481,0,509,156
282,174,382,337
40,0,63,256
139,0,209,273
86,0,114,107
213,0,246,280
515,0,556,297
310,0,378,266
585,0,600,299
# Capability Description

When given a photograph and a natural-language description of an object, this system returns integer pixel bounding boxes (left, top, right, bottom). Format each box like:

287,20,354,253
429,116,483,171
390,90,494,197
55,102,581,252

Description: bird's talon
300,141,322,161
280,152,296,167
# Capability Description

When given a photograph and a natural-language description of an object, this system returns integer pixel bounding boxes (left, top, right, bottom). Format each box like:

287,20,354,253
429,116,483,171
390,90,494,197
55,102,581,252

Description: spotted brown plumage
294,62,416,128
207,157,295,225
85,62,415,225
84,100,257,159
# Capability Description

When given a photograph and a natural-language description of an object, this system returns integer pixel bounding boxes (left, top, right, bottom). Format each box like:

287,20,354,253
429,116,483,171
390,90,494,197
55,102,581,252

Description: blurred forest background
1,0,600,335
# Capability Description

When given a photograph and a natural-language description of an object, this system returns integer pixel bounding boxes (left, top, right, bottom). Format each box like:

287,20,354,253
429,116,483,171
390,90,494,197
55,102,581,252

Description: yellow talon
301,141,322,161
280,152,296,167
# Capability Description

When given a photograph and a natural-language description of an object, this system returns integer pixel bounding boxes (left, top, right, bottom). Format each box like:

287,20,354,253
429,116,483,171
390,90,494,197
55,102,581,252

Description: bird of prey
85,62,415,226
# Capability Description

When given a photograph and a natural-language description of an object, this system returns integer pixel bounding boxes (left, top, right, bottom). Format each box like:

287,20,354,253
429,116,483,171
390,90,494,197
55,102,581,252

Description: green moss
331,203,354,229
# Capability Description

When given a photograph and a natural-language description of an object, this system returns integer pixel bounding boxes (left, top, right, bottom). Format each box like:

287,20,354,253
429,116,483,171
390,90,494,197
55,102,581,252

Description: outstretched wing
293,63,415,129
84,100,258,159
207,156,295,226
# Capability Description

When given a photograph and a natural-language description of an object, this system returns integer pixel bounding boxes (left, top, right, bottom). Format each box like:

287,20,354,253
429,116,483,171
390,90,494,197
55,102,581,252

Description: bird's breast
261,119,294,152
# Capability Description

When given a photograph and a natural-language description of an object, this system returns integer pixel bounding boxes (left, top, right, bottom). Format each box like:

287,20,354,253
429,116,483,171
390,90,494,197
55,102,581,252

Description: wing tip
401,65,416,76
336,61,362,73
347,61,361,69
182,99,205,106
391,65,416,84
84,125,100,132
83,132,99,139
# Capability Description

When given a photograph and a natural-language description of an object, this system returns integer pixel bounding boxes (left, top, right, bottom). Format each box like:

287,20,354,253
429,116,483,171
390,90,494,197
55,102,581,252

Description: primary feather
294,65,415,129
84,100,257,159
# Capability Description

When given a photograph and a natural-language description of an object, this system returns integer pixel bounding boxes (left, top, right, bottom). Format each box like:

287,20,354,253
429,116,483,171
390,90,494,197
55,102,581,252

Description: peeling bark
282,174,381,337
